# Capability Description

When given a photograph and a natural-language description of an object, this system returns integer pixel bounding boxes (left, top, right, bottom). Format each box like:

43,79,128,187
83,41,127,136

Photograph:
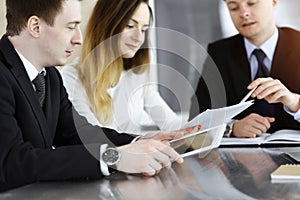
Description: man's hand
116,139,183,176
232,113,275,138
248,77,300,112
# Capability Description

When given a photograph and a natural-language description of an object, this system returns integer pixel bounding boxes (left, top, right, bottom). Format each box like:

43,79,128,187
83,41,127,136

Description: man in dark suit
190,0,300,138
0,0,183,191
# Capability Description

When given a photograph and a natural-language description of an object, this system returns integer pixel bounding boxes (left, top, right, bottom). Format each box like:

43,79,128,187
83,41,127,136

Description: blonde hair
78,0,152,124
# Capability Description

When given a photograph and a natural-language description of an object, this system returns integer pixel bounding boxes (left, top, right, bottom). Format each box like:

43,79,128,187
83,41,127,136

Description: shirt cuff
283,105,300,122
100,144,110,176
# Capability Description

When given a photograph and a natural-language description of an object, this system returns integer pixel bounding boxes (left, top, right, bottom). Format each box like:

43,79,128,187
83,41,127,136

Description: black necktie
251,49,275,128
253,49,269,78
33,72,46,106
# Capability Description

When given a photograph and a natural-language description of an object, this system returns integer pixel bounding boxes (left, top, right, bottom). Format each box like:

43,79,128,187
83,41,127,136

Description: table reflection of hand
111,168,187,200
197,150,226,171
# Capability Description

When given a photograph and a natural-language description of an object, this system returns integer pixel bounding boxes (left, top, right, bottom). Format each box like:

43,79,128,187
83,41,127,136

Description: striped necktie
251,49,275,130
253,49,269,78
33,72,46,106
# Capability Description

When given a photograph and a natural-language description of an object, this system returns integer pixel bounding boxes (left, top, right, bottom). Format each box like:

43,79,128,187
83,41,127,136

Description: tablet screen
170,124,226,158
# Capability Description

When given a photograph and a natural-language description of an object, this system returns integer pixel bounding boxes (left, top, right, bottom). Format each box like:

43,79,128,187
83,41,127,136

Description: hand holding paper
183,100,253,131
167,88,255,158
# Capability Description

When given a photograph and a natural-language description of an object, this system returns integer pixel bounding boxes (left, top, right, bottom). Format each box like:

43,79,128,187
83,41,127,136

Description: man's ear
27,16,41,38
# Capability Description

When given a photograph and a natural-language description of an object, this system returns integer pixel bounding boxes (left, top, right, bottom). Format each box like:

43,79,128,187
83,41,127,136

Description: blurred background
0,0,300,115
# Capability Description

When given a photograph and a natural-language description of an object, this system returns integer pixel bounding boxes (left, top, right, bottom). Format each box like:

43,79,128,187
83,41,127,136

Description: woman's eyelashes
126,24,148,33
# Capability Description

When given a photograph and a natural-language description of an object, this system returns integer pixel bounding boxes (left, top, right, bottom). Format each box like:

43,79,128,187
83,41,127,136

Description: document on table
221,129,300,146
183,100,253,130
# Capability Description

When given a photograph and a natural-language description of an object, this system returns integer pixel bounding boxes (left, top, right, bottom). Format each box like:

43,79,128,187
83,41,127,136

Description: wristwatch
102,147,121,167
224,120,235,138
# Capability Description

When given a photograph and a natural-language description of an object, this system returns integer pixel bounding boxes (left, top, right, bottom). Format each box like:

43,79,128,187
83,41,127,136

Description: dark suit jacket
190,27,300,132
0,35,134,191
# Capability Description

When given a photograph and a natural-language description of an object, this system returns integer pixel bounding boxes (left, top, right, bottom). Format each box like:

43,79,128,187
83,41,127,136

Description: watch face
225,125,230,133
102,148,120,166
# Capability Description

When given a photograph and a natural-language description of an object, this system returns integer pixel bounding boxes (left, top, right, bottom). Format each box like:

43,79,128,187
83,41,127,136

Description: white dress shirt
16,50,46,87
60,58,185,135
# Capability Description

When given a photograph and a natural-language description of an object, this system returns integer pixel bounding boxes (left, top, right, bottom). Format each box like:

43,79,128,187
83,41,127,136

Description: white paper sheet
183,100,253,130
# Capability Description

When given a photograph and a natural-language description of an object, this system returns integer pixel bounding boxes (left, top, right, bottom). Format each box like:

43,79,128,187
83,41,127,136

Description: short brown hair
5,0,81,36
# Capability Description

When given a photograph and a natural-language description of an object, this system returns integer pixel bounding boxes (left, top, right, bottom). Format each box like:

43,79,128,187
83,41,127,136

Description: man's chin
239,30,256,39
55,59,68,67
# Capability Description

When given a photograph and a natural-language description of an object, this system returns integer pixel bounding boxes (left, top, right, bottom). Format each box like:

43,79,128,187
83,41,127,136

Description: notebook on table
271,164,300,183
221,129,300,146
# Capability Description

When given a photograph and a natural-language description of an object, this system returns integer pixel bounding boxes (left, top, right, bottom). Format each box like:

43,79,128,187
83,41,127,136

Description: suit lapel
229,35,252,100
271,28,291,77
43,71,56,138
43,74,51,120
271,28,300,93
0,35,51,147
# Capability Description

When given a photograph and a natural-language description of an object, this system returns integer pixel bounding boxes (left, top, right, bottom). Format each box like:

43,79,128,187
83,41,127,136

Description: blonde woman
61,0,184,134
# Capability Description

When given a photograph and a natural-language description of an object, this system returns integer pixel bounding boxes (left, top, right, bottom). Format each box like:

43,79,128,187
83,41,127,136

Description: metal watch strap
224,120,235,138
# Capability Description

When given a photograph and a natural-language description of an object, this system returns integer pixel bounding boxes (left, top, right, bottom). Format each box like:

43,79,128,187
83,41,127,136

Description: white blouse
60,59,185,134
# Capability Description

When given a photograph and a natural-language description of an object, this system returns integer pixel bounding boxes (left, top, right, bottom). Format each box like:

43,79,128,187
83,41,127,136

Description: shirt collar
244,28,279,61
15,50,46,82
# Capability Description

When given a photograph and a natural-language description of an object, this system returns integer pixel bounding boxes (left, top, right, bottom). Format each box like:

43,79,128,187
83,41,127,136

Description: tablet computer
170,124,226,158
